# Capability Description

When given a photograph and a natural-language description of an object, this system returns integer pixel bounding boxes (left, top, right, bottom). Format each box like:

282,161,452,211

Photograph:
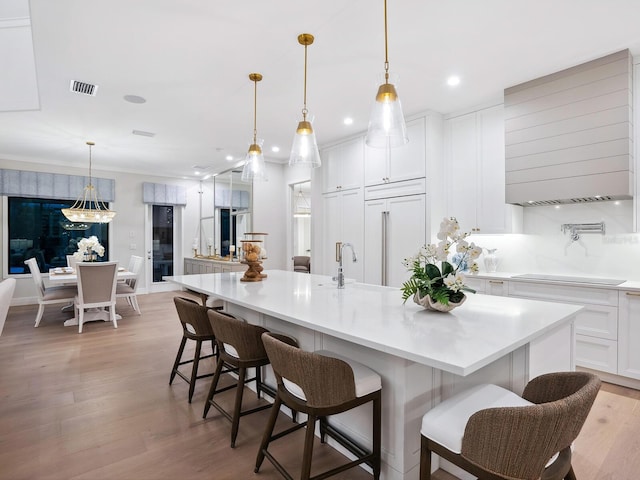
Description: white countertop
470,271,640,291
165,270,581,377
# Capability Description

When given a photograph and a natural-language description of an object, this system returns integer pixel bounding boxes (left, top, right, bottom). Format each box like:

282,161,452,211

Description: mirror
197,168,252,259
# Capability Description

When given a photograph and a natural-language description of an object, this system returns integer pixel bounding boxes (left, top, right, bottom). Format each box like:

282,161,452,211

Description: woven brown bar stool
256,332,382,480
169,297,218,403
203,309,298,448
419,371,601,480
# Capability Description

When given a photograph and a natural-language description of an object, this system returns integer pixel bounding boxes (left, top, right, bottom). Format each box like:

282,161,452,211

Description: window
8,197,109,274
152,205,173,282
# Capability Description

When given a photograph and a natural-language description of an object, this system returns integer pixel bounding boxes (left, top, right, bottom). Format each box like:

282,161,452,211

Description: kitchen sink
511,274,626,286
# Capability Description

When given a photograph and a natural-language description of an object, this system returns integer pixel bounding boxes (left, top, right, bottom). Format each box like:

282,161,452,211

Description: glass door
152,205,174,282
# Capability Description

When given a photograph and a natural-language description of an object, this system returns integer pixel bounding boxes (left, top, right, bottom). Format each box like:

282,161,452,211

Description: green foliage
401,260,470,305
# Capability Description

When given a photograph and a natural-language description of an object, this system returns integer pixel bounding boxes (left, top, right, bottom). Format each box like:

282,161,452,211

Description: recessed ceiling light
225,155,233,161
343,117,354,125
194,171,201,176
447,75,461,87
124,94,146,104
271,146,280,153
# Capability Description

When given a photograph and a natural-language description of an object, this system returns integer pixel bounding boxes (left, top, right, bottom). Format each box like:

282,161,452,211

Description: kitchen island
165,270,581,480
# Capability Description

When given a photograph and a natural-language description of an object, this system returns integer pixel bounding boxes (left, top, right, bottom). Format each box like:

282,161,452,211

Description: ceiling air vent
132,130,155,138
70,80,98,96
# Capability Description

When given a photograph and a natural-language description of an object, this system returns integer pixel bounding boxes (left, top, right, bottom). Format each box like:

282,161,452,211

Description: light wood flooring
1,291,638,479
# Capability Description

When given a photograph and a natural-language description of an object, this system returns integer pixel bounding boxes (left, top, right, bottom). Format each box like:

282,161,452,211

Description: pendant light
289,33,321,168
241,73,268,182
365,0,408,148
61,141,116,224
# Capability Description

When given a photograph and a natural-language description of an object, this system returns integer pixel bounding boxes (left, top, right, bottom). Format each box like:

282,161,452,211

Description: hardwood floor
1,291,638,479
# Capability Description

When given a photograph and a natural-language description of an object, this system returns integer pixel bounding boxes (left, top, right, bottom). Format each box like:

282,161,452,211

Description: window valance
142,182,187,206
0,169,115,202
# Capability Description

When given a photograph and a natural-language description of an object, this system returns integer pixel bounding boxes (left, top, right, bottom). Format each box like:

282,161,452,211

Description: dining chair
0,278,17,336
204,310,298,448
256,332,382,480
66,254,79,270
24,257,78,327
170,296,218,403
116,255,143,314
293,256,311,273
419,371,601,480
74,261,119,333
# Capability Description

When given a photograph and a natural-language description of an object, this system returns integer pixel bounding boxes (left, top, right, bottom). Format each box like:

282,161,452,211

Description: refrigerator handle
382,211,389,286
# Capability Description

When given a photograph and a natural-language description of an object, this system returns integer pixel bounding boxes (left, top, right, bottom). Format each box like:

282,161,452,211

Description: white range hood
504,49,633,206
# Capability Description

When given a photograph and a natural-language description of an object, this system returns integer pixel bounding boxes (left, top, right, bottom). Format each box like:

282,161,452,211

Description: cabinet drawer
463,277,485,293
575,335,618,374
574,305,618,340
508,281,618,306
364,178,426,201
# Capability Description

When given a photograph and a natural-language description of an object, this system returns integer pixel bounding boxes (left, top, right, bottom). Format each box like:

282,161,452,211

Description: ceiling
2,0,640,180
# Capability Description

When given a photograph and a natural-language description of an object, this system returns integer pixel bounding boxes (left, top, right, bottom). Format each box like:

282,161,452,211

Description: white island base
164,271,579,480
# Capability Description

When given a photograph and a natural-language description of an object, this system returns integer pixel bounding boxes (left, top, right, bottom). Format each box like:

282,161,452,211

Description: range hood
504,49,633,206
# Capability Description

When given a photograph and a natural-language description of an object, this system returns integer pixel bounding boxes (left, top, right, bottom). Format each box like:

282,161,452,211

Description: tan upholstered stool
419,372,601,480
256,333,382,480
169,297,218,403
204,309,297,448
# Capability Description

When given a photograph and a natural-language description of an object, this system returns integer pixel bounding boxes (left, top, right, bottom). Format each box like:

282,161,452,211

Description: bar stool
256,332,382,480
169,297,218,403
203,309,298,448
419,371,601,480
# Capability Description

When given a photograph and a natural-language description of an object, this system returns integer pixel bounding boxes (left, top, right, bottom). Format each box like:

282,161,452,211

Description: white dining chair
0,278,17,336
66,254,79,271
74,262,119,333
116,255,143,314
24,257,77,327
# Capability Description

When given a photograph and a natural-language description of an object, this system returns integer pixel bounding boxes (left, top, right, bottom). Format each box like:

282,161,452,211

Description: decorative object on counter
401,217,482,312
72,236,105,262
483,248,499,273
451,252,468,272
239,233,268,282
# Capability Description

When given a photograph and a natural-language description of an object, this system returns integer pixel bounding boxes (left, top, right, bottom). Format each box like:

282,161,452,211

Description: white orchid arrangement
73,236,105,262
401,217,483,305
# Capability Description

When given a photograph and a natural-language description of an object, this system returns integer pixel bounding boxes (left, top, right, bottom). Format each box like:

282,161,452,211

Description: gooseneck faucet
337,242,357,289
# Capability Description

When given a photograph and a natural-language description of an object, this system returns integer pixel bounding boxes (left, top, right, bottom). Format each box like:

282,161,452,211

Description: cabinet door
363,146,387,186
321,192,342,275
364,194,426,287
340,189,364,282
321,137,364,193
445,112,478,231
363,199,386,285
386,194,426,288
486,279,508,296
618,291,640,379
389,117,426,183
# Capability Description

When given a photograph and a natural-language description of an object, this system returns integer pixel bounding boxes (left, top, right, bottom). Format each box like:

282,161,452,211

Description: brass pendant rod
302,42,308,121
253,77,258,143
383,0,390,82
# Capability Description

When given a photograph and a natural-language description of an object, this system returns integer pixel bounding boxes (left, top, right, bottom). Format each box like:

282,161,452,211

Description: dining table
48,265,136,326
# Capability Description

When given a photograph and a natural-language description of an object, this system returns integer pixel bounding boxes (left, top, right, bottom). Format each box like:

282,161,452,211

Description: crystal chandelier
61,141,116,224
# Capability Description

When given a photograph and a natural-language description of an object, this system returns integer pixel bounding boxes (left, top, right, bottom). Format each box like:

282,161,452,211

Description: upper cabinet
364,117,426,186
444,105,522,234
321,137,364,193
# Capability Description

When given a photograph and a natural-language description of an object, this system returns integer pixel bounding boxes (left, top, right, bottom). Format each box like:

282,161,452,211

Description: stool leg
203,356,225,418
255,395,283,472
230,367,247,448
188,340,203,403
372,392,382,480
301,414,317,480
255,365,262,399
169,336,187,384
565,467,577,480
420,435,432,480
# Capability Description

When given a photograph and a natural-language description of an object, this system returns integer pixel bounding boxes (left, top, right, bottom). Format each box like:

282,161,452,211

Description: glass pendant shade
366,80,408,148
289,120,321,168
241,138,267,182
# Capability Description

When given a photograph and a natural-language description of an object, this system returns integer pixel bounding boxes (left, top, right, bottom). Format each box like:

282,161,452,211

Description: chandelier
62,141,117,224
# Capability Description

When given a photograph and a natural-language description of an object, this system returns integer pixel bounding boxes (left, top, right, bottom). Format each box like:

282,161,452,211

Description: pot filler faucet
335,242,357,289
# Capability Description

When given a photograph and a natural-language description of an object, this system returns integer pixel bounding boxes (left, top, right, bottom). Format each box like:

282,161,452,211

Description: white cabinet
363,188,427,288
320,189,364,282
364,117,426,186
184,258,245,275
444,105,522,234
321,137,364,193
618,291,640,379
464,278,509,296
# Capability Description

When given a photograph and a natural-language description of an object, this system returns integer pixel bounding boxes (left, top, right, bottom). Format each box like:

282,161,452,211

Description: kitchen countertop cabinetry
470,272,640,388
320,137,364,193
184,257,245,275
